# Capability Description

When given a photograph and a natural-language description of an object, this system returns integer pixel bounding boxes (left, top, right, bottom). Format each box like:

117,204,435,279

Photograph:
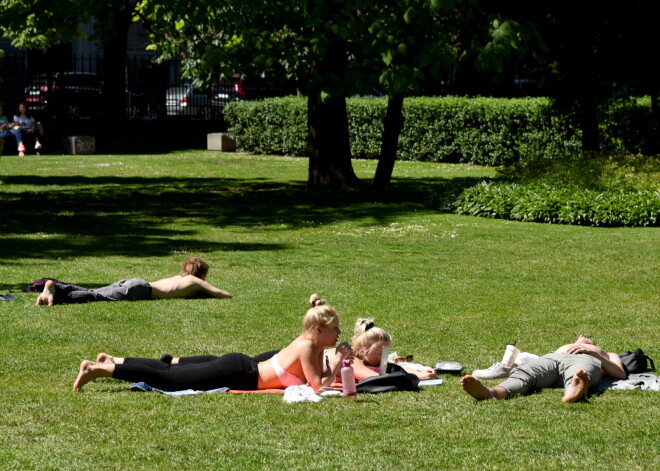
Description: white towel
283,385,323,403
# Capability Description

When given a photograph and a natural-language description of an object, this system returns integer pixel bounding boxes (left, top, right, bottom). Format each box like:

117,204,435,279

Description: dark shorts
54,278,152,304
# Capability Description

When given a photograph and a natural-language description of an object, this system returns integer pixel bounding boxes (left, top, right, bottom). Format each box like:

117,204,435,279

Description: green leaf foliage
451,182,659,227
428,153,660,227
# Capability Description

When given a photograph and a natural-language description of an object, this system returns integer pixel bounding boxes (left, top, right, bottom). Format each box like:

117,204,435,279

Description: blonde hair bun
354,317,375,335
308,293,327,307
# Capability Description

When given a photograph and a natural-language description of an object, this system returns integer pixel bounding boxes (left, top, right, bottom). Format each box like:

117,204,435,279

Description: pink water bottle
341,359,357,398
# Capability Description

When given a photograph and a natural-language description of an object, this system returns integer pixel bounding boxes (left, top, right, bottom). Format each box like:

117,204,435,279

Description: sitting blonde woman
74,294,353,392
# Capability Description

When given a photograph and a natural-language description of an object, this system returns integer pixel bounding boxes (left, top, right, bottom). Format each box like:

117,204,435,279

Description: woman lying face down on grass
147,318,438,383
73,294,353,393
325,318,438,381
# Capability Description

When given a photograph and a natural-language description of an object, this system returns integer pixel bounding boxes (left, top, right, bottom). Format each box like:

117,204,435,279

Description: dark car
25,72,103,119
165,83,227,118
166,77,297,119
24,72,146,120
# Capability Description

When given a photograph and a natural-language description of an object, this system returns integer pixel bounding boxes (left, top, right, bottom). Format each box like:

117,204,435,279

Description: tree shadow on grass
0,174,488,260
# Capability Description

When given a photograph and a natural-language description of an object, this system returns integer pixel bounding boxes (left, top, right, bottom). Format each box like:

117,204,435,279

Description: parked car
24,72,103,119
24,72,146,120
166,77,297,119
166,83,232,119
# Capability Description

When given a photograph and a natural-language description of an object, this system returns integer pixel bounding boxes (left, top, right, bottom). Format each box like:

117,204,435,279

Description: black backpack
356,371,420,394
618,349,655,376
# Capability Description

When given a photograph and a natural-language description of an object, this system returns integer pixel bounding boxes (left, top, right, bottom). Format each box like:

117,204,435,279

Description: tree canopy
3,0,656,183
0,0,142,121
140,0,478,189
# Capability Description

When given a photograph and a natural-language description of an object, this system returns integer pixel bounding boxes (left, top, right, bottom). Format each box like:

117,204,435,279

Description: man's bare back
149,275,232,299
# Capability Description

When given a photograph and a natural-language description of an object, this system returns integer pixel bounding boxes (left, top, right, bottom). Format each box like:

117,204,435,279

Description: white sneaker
35,141,43,150
472,363,512,379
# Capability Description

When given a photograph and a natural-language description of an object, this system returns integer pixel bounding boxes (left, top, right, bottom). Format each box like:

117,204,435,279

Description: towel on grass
598,374,660,391
130,382,229,397
419,378,444,386
283,385,323,403
130,382,286,396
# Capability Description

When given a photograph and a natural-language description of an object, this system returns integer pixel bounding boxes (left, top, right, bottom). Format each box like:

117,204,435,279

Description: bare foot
96,352,115,364
462,375,495,400
35,280,56,306
73,360,112,392
562,369,590,403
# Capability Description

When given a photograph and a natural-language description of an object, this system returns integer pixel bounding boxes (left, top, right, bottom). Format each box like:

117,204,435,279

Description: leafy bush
449,182,659,226
429,154,660,227
601,96,659,155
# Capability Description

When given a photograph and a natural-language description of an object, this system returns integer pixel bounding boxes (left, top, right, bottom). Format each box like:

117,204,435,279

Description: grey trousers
53,278,152,304
498,353,602,397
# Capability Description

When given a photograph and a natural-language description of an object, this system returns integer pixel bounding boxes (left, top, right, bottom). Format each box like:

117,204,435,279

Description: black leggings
114,353,259,391
176,350,279,365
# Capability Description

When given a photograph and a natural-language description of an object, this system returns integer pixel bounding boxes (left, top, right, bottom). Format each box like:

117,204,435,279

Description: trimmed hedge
224,96,584,166
223,97,308,156
395,97,581,165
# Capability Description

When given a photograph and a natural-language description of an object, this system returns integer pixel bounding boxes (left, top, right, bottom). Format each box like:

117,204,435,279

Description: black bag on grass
356,371,419,394
618,349,655,376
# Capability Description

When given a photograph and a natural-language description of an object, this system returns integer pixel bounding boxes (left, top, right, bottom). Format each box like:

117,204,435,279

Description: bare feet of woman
96,352,115,364
35,280,56,306
461,375,496,400
562,369,590,403
73,360,113,392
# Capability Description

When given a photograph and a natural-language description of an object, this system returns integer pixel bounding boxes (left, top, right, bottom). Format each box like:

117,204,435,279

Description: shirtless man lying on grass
35,257,232,306
462,336,626,403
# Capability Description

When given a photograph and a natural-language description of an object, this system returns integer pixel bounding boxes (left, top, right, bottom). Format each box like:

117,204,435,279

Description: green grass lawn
1,151,658,470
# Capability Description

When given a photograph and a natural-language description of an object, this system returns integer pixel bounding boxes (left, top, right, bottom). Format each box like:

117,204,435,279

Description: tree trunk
100,7,131,124
307,93,364,190
373,94,405,189
579,91,599,152
574,15,600,153
306,50,364,191
650,90,659,155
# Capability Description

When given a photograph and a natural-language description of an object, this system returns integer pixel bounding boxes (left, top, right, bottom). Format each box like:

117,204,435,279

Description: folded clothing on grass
598,374,659,391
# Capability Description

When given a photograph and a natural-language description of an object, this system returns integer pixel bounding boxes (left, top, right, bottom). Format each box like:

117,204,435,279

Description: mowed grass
0,151,658,470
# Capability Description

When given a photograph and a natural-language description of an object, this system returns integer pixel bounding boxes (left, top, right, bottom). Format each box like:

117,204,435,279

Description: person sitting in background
0,105,23,153
13,102,44,156
74,294,353,393
35,257,232,306
461,335,626,403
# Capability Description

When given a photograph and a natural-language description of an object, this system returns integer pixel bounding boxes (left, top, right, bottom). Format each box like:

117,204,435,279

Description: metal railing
0,52,241,120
